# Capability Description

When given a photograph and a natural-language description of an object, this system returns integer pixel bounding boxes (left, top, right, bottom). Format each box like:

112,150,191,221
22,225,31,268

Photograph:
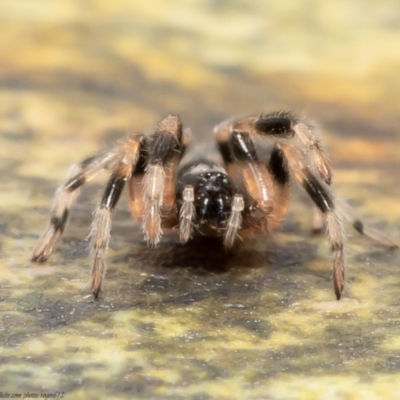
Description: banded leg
337,198,398,249
142,114,185,245
280,144,346,299
215,124,278,233
309,192,398,249
311,207,325,234
32,149,120,263
215,112,332,184
128,137,149,220
90,135,143,299
267,143,290,232
229,130,275,212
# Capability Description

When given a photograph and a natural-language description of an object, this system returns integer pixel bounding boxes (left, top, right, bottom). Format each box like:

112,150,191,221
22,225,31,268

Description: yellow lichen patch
351,275,393,303
261,331,306,348
267,310,327,340
381,335,400,351
181,378,250,400
260,374,400,400
300,297,363,314
146,368,182,386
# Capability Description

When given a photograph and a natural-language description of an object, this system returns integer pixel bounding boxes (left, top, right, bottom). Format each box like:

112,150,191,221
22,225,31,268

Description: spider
32,113,397,299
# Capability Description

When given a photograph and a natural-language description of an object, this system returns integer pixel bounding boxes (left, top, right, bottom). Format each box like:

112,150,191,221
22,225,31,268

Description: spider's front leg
214,120,290,237
139,114,188,245
215,112,332,185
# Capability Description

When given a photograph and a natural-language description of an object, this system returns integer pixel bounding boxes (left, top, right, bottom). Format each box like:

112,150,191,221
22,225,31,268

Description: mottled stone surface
1,1,400,399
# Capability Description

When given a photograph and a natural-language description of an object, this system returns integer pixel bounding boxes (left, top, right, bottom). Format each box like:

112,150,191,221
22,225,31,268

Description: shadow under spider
112,233,317,276
114,235,259,274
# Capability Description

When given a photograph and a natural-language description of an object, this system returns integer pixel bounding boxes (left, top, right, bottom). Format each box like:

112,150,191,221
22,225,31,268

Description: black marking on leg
303,171,334,213
101,175,126,210
176,122,183,143
269,146,289,185
133,138,149,176
65,174,86,191
353,219,364,234
231,131,258,162
255,116,295,136
217,141,234,164
331,241,344,252
50,210,69,233
150,133,179,165
93,287,100,300
80,155,97,168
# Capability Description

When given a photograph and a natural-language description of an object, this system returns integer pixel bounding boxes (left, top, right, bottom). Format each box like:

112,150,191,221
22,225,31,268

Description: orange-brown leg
337,198,398,249
280,144,346,299
90,135,143,298
32,147,121,263
214,122,283,242
140,114,188,245
215,112,332,184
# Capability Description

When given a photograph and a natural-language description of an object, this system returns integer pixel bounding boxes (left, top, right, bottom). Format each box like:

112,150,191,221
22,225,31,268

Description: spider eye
222,178,229,186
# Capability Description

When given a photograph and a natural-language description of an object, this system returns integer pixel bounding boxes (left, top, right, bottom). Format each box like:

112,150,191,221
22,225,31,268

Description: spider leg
32,148,120,263
311,207,325,234
90,135,143,299
215,112,332,184
129,126,191,229
256,113,397,248
280,144,346,299
337,198,398,249
267,143,291,232
128,136,149,221
215,123,289,238
224,129,275,212
141,114,186,245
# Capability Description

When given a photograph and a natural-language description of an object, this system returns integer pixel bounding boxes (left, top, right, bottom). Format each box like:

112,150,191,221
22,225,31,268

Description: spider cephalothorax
32,113,397,299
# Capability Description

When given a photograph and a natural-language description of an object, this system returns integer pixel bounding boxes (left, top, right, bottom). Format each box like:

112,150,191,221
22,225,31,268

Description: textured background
1,1,400,399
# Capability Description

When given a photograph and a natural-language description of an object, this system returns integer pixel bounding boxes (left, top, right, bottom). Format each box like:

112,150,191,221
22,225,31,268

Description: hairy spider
32,113,397,299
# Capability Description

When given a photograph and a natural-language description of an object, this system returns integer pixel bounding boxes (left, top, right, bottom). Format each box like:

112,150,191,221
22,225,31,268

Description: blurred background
1,1,400,399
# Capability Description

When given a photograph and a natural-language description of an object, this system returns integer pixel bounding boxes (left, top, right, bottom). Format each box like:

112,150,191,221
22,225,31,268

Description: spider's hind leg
280,144,346,299
32,148,120,263
337,198,398,249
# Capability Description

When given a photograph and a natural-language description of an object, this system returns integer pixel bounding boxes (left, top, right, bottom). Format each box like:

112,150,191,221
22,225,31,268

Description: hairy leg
337,198,398,249
214,120,282,239
32,148,120,263
141,114,187,245
90,135,143,298
215,112,332,184
280,144,346,299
